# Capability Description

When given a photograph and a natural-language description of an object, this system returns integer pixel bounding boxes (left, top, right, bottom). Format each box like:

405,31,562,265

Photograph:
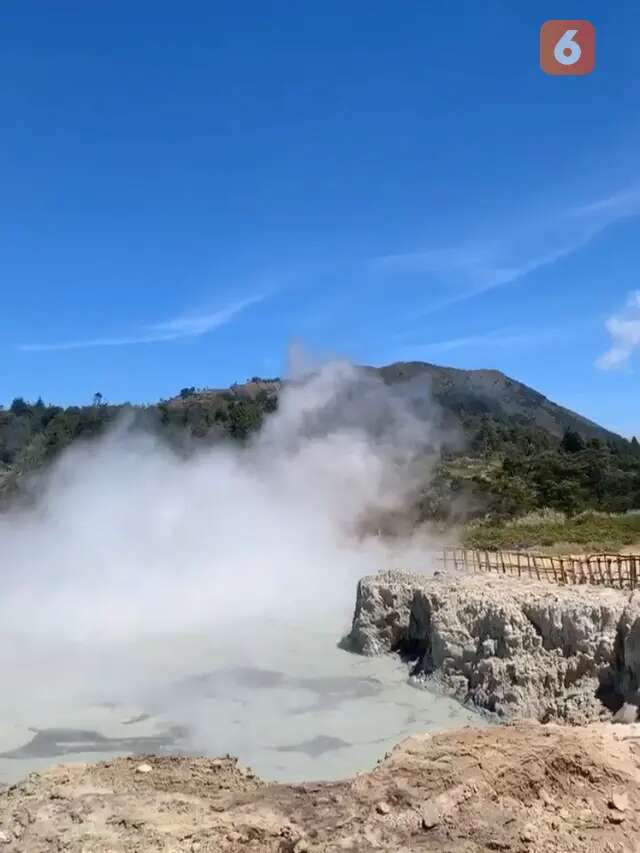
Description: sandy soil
526,543,640,557
2,721,640,852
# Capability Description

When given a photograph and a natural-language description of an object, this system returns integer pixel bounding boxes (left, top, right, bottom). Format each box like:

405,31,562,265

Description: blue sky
2,2,640,436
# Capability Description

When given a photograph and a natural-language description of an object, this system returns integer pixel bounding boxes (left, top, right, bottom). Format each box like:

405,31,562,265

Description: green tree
10,398,29,416
227,401,262,440
560,429,585,454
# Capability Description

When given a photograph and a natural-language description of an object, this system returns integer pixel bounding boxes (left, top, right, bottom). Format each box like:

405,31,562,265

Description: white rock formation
347,570,640,722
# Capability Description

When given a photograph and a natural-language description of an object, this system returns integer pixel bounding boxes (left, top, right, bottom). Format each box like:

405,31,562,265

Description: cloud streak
597,290,640,370
371,184,640,315
392,324,567,362
19,295,264,352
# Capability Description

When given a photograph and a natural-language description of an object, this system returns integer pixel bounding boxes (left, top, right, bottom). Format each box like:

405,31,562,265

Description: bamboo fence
439,547,640,590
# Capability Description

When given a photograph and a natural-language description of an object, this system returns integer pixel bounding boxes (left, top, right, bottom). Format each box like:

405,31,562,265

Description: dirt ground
2,722,640,852
526,543,640,558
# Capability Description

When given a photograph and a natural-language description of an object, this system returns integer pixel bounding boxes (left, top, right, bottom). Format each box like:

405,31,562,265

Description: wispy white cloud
596,291,640,370
393,325,564,361
19,295,264,353
371,184,640,314
572,186,640,218
420,329,552,353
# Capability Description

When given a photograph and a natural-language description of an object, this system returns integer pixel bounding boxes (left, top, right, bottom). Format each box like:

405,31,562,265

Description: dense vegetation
418,417,640,550
463,509,640,552
0,384,278,507
430,418,640,521
3,363,640,553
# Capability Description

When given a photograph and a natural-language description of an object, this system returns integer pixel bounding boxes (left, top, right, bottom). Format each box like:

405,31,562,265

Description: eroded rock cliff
347,571,640,722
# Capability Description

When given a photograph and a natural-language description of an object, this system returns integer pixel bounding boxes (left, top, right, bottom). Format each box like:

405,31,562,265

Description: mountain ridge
2,360,637,519
367,361,621,442
173,360,621,444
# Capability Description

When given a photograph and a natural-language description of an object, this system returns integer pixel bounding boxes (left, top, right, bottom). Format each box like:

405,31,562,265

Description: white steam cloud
1,361,442,643
0,359,448,776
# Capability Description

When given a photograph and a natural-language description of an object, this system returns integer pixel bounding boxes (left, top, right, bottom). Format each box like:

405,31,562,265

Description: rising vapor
0,358,448,776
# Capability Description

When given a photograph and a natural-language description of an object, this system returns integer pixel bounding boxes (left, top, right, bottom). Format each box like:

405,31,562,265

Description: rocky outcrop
3,723,640,851
347,570,640,722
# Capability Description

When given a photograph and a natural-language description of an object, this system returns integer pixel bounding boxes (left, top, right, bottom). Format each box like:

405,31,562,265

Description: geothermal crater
5,571,640,851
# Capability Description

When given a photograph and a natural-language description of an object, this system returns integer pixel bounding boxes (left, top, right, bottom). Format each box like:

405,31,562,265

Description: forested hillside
2,363,640,525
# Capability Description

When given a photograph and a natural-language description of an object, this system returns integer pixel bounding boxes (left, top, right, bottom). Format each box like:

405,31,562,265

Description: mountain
370,362,621,443
1,362,638,518
165,362,623,445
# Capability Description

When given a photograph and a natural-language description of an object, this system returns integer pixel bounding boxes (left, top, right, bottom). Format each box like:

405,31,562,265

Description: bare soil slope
2,722,640,852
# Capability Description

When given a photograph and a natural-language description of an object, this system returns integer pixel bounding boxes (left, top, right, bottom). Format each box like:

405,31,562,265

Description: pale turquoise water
0,619,481,785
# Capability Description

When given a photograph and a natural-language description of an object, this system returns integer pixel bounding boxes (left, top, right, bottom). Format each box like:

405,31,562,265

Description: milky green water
0,619,482,786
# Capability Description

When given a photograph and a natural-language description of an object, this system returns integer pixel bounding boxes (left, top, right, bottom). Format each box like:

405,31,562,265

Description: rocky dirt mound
2,723,640,851
347,571,640,722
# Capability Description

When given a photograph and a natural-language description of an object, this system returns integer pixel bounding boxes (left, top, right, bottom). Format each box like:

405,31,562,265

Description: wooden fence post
559,558,567,585
532,554,541,581
461,548,640,590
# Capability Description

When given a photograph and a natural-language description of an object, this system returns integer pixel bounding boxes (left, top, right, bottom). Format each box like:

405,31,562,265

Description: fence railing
439,547,640,590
